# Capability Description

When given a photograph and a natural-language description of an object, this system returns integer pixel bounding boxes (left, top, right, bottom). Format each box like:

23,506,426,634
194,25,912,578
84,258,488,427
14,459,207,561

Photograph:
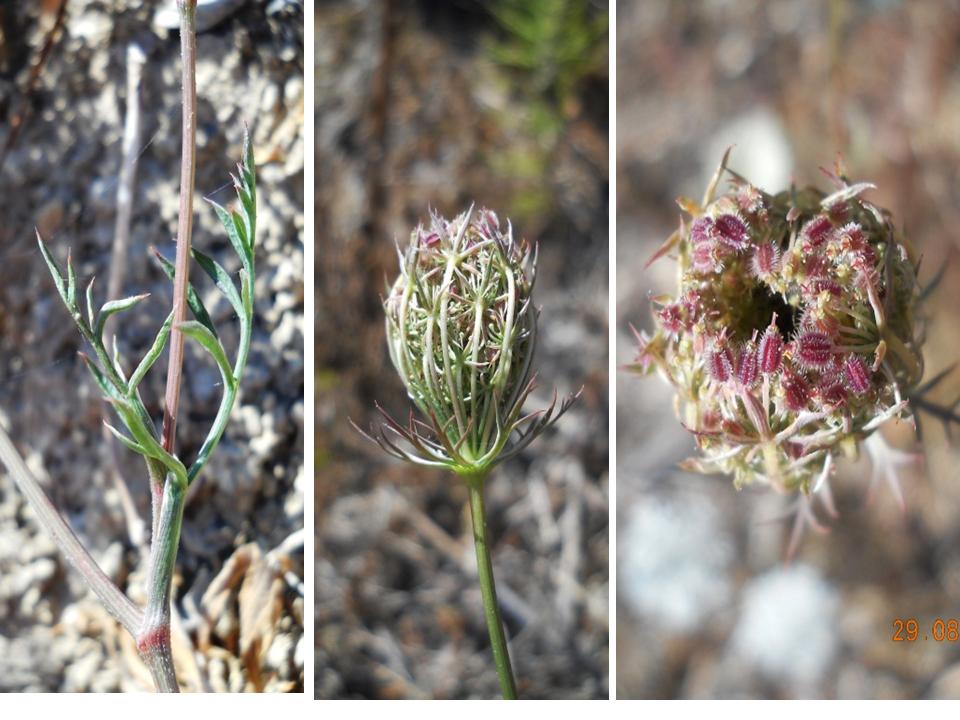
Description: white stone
619,492,733,633
730,564,840,690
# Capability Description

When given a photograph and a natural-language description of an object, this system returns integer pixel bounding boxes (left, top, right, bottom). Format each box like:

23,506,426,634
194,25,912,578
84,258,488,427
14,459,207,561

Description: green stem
465,474,518,699
137,475,186,692
187,289,252,483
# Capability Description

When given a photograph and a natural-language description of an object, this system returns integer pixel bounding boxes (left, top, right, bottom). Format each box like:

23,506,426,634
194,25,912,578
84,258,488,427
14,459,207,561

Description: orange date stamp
892,618,960,642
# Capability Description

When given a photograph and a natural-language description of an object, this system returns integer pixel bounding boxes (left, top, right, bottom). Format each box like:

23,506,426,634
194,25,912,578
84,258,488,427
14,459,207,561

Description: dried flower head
629,152,925,505
358,206,578,476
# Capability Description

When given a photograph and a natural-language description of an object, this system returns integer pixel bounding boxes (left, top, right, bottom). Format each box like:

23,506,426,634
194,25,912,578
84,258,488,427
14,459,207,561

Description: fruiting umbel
629,152,924,498
361,206,577,477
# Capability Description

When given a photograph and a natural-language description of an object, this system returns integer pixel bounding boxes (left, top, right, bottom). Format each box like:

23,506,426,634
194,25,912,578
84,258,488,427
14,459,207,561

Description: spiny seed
836,222,865,248
690,217,713,245
759,327,783,374
782,373,811,411
800,310,841,338
844,354,872,395
714,214,750,251
736,343,759,387
707,346,735,383
811,279,842,297
804,254,831,278
796,331,833,368
802,216,833,248
692,241,721,273
751,242,780,276
817,379,847,407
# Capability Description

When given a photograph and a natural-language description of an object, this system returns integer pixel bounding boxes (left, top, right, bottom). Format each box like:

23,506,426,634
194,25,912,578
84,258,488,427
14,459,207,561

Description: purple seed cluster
630,157,924,493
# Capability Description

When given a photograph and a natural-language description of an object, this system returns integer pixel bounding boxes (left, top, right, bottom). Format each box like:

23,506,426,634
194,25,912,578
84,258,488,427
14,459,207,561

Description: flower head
358,206,578,476
630,154,924,497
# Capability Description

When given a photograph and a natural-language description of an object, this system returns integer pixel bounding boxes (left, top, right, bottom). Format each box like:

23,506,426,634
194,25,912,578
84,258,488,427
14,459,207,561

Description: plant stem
465,474,518,699
160,0,197,454
0,423,143,634
140,0,197,693
137,476,186,692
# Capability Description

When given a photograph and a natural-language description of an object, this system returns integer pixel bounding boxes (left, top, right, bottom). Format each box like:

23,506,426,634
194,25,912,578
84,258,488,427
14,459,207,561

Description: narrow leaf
105,398,186,484
192,248,243,317
94,293,150,339
78,352,124,400
107,399,165,462
208,199,252,276
240,129,256,232
37,231,68,304
103,421,147,455
153,249,219,338
238,188,255,246
111,335,128,384
66,249,77,307
231,209,250,254
240,268,253,319
820,182,877,208
85,277,96,329
128,313,173,393
177,320,234,387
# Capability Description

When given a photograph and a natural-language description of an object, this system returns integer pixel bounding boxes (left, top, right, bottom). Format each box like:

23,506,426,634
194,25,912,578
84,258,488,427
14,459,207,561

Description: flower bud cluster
366,207,576,476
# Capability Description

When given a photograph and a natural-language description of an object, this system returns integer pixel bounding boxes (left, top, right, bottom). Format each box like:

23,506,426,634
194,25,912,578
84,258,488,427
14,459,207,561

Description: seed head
630,153,924,498
364,206,577,476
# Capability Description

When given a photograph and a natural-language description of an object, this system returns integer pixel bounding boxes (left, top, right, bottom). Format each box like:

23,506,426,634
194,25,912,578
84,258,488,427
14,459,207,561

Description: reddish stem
161,0,198,456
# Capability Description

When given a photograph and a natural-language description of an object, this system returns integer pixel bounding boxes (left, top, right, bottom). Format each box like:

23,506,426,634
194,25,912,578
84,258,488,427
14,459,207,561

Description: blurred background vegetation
316,0,608,699
617,0,960,700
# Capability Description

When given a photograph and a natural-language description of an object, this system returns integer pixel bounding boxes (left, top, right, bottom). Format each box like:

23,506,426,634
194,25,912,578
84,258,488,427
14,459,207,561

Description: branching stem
142,0,198,693
138,476,186,692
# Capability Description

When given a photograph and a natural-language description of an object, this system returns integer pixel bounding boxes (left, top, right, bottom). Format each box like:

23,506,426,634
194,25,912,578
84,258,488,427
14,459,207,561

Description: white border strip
608,0,618,701
303,0,316,701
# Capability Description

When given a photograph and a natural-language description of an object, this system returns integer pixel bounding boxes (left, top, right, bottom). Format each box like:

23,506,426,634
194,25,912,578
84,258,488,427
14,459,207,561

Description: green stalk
186,306,251,482
465,473,518,699
137,475,186,692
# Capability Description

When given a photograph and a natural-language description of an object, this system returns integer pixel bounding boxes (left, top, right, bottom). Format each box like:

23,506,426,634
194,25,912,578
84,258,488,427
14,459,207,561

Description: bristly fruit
628,151,924,507
358,206,578,477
